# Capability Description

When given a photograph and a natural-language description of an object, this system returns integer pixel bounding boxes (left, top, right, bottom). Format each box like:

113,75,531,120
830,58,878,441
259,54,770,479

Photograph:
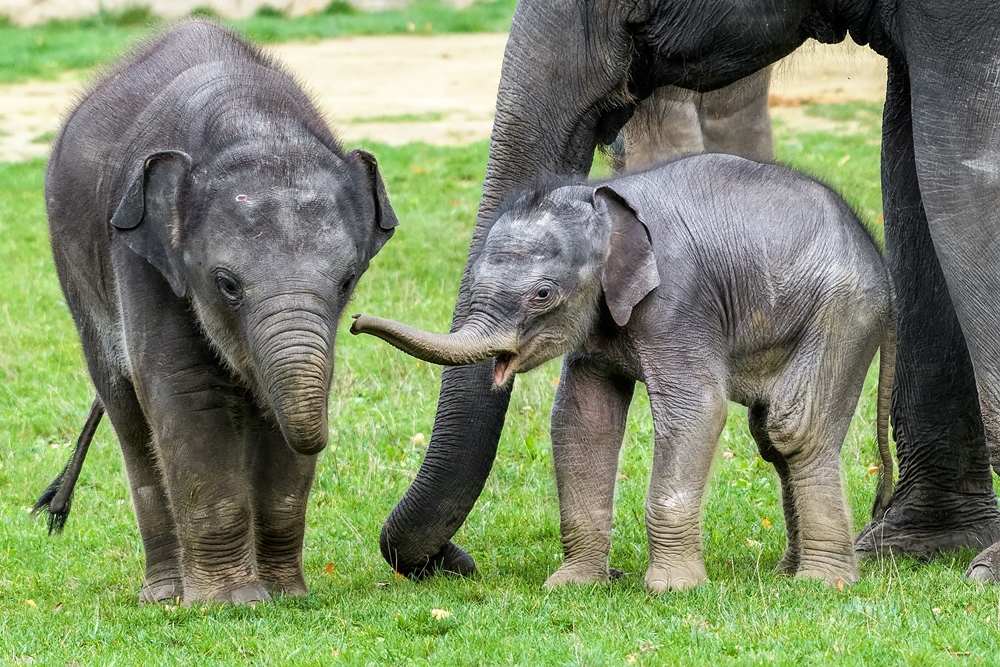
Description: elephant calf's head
351,182,659,386
111,147,397,455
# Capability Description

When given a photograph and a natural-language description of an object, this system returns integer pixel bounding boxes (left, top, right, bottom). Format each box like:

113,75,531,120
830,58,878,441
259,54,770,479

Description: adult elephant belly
379,0,1000,580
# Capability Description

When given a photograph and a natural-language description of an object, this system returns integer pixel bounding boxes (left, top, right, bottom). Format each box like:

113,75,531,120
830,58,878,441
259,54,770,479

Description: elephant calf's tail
871,307,897,521
33,396,104,534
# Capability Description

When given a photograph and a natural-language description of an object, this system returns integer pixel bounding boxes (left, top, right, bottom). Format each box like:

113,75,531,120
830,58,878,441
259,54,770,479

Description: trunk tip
349,313,367,336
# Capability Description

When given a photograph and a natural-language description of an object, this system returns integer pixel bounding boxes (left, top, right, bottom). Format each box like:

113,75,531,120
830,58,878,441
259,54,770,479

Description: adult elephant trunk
250,301,334,457
350,314,515,367
376,0,640,578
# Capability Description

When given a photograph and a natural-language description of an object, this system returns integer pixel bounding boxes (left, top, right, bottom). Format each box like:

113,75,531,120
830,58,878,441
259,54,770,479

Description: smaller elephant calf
352,154,895,592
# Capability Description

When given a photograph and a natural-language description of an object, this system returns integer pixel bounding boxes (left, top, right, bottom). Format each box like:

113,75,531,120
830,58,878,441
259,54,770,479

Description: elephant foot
774,549,799,575
966,540,1000,583
543,562,612,589
139,578,183,605
644,561,707,593
394,540,477,579
262,575,308,598
184,581,272,606
795,561,858,588
855,488,1000,559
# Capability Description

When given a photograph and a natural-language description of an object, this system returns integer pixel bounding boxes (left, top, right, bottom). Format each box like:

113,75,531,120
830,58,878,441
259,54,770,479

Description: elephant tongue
494,353,516,388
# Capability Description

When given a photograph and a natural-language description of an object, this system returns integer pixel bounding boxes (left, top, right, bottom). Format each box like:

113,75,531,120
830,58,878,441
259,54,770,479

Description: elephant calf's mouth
494,352,517,388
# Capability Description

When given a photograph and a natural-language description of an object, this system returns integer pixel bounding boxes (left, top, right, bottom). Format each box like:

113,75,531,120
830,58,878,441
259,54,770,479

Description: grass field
0,0,516,84
2,69,999,665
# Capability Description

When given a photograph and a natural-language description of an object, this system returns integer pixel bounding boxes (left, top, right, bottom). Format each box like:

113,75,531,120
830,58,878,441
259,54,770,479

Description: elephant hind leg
748,402,800,575
100,378,184,604
74,316,183,604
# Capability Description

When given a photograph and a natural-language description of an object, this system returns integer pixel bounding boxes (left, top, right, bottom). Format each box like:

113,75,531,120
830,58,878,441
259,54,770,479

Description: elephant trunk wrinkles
252,305,333,456
350,314,515,367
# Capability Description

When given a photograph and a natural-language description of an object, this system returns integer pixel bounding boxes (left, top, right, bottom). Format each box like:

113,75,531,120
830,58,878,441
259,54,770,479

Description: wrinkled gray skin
353,155,894,591
45,21,397,605
617,68,774,170
383,0,1000,584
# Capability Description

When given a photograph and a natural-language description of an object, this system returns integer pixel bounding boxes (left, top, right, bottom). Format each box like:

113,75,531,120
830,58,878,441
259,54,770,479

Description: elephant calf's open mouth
493,352,517,388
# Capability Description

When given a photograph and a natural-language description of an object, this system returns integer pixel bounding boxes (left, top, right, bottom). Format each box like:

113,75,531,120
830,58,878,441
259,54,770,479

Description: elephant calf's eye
340,271,357,296
531,283,554,304
214,269,244,306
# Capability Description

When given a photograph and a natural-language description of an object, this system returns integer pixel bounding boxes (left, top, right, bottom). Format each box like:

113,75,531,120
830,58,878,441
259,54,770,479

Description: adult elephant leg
698,67,775,163
620,70,774,174
855,57,1000,556
622,85,704,171
891,3,1000,577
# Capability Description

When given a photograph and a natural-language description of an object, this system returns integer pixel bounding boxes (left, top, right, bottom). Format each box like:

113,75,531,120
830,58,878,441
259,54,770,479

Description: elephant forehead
486,211,570,256
207,185,355,237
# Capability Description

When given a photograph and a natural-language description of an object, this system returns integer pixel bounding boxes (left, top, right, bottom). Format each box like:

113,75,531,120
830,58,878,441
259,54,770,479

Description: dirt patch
0,34,886,162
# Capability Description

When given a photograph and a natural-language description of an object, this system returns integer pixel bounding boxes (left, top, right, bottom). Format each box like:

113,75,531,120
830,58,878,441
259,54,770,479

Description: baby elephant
38,21,396,605
352,154,895,591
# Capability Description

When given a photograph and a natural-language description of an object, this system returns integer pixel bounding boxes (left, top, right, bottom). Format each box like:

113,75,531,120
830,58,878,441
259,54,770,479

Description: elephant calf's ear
110,150,192,298
349,149,399,258
595,186,660,327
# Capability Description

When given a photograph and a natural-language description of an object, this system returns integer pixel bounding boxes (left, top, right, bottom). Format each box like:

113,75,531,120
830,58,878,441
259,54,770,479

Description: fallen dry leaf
25,599,36,608
722,451,734,460
762,518,772,528
324,562,336,575
431,608,452,620
836,578,844,591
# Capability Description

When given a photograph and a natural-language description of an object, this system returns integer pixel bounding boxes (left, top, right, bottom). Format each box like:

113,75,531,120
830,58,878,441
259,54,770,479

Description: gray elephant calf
352,154,894,592
37,21,397,604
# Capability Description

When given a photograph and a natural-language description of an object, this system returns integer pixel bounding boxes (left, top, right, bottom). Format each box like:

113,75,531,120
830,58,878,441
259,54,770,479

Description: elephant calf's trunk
350,314,514,367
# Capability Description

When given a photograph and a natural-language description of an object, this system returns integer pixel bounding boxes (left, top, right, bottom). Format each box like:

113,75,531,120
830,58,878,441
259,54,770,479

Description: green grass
0,0,516,85
773,103,885,244
4,108,1000,665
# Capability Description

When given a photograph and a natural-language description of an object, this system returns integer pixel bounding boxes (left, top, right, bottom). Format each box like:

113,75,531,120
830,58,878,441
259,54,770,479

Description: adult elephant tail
871,306,897,520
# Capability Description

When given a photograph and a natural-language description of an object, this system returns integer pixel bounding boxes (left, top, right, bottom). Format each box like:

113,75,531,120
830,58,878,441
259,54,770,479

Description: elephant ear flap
594,185,660,327
349,149,399,258
110,150,192,298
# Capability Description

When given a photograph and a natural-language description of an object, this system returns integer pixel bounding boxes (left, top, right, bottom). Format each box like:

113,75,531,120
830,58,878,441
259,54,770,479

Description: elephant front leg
644,370,728,593
251,419,317,597
141,382,265,605
544,357,634,588
854,58,1000,559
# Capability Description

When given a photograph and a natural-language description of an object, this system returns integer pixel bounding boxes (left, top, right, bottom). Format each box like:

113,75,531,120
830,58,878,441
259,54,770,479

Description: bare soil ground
0,34,886,162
